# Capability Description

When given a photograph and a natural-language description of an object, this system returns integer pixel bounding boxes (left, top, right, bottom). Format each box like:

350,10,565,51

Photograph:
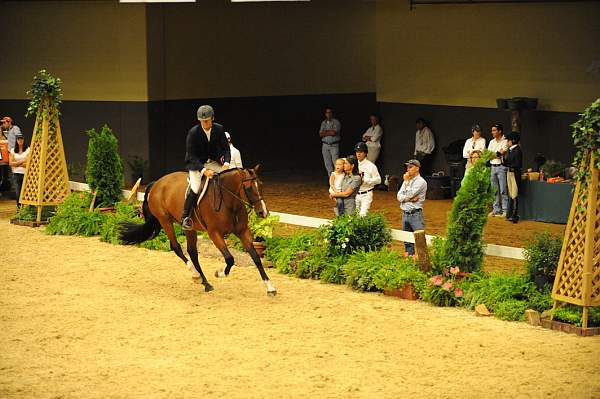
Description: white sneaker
488,211,497,217
493,212,507,218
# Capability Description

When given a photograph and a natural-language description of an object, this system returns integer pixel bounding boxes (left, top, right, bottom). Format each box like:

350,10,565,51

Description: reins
211,169,263,211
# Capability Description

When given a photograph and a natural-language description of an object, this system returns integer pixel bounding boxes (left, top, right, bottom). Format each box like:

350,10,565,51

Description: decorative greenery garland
25,69,63,143
571,98,600,189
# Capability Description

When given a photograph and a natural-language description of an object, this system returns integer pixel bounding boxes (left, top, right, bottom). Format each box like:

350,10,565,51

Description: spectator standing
329,155,361,215
414,118,435,176
354,142,381,217
362,114,383,163
9,133,30,206
319,107,341,178
487,123,509,217
503,132,523,223
462,124,486,169
329,158,346,216
397,159,427,256
225,131,243,169
1,116,21,151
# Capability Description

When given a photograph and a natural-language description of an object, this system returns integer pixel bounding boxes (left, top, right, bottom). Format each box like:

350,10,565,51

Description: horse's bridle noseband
212,169,265,211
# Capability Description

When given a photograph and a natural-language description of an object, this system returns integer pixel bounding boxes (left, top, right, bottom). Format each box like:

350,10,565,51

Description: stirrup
182,217,193,231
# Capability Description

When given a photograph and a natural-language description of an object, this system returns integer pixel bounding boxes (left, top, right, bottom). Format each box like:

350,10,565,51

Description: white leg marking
187,260,201,279
264,279,276,293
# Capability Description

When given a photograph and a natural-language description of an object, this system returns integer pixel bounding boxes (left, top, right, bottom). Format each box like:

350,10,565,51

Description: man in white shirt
362,114,383,163
354,142,381,216
414,118,435,176
225,131,243,169
397,159,428,256
487,123,509,217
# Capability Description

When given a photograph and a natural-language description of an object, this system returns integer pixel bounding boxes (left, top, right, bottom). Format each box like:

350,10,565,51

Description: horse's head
241,165,269,218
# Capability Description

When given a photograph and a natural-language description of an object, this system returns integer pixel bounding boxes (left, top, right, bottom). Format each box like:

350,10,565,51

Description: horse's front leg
208,230,236,278
184,231,213,292
237,228,277,296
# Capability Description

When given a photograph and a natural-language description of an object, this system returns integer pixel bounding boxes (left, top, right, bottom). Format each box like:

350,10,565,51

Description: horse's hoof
267,290,277,297
204,284,214,292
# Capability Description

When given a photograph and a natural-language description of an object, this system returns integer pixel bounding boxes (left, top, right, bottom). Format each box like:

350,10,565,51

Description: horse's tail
119,182,162,245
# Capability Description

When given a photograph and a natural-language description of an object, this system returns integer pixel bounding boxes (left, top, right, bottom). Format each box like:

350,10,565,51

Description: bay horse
118,167,277,296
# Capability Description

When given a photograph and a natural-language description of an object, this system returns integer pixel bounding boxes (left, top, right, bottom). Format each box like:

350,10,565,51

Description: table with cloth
518,180,575,224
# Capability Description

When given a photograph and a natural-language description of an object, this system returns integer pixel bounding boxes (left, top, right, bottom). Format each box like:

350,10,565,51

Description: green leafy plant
294,245,328,279
571,98,600,185
460,272,552,320
551,306,600,327
265,233,318,273
248,210,280,242
320,213,391,257
342,249,397,291
523,231,562,287
539,160,565,178
372,255,427,296
319,255,349,285
46,192,106,236
494,299,529,322
86,125,124,207
25,69,62,118
422,266,464,306
437,152,495,273
12,205,55,221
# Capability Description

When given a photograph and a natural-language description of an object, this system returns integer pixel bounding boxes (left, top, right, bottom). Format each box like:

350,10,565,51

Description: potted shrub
248,210,280,257
523,231,562,290
127,155,148,185
372,255,427,300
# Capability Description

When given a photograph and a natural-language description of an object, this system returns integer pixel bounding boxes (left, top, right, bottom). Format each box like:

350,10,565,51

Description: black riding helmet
354,142,368,153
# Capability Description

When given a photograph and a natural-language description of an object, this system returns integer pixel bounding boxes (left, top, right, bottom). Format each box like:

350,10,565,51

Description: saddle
186,171,212,205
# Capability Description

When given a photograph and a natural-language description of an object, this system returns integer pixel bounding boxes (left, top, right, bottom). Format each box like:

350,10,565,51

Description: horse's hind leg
184,231,214,292
160,218,198,279
237,228,277,296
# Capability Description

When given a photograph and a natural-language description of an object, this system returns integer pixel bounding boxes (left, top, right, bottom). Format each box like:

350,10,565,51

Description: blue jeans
403,209,425,255
490,165,508,214
336,198,345,216
322,143,339,178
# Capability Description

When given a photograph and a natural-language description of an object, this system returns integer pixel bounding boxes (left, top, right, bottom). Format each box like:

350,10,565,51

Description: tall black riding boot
181,191,199,230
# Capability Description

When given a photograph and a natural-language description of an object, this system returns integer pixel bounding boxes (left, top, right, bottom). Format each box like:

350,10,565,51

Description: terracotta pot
97,207,116,214
540,318,600,337
252,241,266,258
383,284,418,300
456,271,472,281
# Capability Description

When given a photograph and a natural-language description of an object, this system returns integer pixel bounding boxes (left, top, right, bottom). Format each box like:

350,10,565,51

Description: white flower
344,237,350,242
341,243,347,249
323,238,328,243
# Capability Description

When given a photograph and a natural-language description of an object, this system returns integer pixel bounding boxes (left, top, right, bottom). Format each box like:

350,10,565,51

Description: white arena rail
69,181,525,260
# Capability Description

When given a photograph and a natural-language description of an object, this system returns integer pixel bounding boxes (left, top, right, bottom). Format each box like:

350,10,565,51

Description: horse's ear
253,164,261,174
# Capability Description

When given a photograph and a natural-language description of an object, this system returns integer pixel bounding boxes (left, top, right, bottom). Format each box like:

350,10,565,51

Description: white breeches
355,190,373,217
189,161,223,194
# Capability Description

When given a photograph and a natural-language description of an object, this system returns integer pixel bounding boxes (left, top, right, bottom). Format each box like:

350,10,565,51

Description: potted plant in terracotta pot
523,231,562,290
373,256,427,300
247,209,279,257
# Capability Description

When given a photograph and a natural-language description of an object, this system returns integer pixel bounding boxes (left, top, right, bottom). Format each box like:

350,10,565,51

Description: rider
182,105,231,230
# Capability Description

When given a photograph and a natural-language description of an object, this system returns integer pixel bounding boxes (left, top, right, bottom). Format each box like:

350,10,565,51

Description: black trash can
451,177,462,198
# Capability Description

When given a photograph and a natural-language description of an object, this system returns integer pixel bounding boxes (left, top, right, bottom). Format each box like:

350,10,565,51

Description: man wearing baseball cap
354,141,381,216
182,105,231,230
1,116,21,151
397,159,428,255
225,131,243,169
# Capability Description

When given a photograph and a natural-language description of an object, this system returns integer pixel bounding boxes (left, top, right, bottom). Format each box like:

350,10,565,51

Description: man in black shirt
503,132,523,223
182,105,231,230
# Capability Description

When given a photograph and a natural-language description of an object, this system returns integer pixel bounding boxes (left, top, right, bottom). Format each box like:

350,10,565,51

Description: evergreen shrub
86,125,124,207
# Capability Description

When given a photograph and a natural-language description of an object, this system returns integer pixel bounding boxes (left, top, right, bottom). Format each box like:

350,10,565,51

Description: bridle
212,169,265,211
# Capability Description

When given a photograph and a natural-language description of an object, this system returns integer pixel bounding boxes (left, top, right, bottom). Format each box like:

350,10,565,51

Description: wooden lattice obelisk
551,152,600,328
19,98,70,223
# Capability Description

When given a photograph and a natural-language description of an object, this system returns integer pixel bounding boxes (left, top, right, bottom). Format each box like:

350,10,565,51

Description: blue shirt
397,175,427,212
319,118,341,145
